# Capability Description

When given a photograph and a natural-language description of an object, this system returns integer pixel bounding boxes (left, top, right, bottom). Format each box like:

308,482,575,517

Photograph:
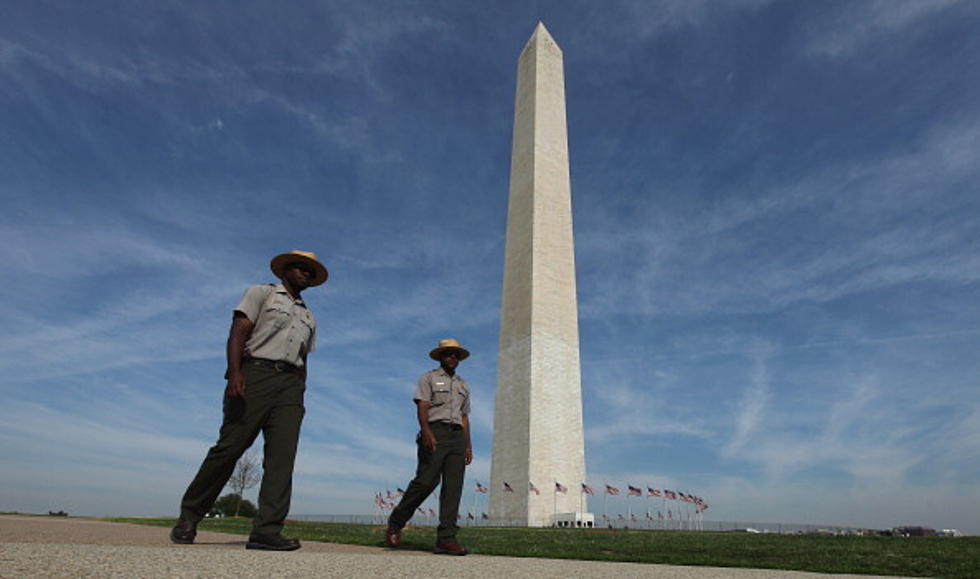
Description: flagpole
553,482,557,525
603,486,608,525
686,496,691,531
685,497,689,531
646,486,651,530
644,485,649,530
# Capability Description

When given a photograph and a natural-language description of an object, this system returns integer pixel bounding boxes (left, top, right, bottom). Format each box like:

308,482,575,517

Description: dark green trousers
389,422,467,542
179,364,305,535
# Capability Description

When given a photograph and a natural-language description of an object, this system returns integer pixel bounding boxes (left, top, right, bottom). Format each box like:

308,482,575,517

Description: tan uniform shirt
414,368,470,426
235,283,316,367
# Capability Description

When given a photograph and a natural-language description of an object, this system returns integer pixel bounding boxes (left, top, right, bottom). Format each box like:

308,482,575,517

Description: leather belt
245,357,300,374
429,421,463,431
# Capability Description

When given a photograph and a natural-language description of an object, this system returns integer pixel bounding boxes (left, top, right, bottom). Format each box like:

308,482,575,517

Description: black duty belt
245,357,300,374
429,421,463,431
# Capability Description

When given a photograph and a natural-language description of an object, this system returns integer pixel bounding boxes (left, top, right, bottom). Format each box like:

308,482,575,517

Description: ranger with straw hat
171,250,328,552
386,338,473,555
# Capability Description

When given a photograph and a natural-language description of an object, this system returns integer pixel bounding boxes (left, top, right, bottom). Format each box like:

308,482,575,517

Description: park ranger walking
386,338,473,555
170,250,327,551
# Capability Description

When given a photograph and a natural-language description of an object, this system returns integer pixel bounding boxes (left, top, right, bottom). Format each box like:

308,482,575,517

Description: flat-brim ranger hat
270,250,329,286
429,338,470,361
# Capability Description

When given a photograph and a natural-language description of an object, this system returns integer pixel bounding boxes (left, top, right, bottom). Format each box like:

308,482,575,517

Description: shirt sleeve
413,372,432,404
305,312,317,354
234,285,273,322
461,380,471,415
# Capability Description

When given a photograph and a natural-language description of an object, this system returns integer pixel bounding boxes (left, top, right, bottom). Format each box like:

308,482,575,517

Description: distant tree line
209,493,257,518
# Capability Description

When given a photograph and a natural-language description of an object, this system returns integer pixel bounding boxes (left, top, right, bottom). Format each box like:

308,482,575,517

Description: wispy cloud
805,0,964,58
723,351,772,458
578,116,980,319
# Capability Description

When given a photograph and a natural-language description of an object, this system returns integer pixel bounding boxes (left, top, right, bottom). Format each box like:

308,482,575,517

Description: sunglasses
288,263,316,276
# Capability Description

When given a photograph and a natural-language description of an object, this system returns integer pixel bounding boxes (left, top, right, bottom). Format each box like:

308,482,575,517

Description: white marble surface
491,23,587,527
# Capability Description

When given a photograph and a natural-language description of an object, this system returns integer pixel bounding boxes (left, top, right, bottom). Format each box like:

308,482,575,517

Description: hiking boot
385,525,402,547
170,519,197,544
434,541,468,555
246,533,301,551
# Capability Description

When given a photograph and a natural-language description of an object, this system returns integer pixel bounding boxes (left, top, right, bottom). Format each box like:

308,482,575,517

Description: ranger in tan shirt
171,251,327,552
386,339,473,556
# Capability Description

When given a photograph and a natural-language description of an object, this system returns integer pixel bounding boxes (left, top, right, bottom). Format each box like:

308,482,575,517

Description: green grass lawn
105,517,979,578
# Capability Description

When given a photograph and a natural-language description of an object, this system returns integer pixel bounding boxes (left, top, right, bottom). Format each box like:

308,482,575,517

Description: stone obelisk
489,22,587,527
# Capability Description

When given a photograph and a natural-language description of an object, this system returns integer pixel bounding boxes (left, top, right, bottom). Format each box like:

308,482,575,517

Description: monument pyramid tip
528,21,556,46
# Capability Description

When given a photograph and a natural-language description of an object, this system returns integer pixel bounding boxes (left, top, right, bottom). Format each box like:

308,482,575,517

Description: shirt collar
273,282,305,306
433,367,457,379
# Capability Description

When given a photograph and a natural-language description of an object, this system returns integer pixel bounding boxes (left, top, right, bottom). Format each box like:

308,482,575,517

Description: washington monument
489,23,587,527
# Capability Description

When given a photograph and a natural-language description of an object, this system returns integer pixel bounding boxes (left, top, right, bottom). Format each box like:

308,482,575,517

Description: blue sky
2,0,979,534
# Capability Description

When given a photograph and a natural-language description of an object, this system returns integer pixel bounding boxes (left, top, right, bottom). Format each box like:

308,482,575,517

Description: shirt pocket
264,304,292,329
431,388,451,407
298,311,314,339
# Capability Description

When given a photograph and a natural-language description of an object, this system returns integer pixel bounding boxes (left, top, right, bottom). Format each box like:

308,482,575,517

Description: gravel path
0,515,913,578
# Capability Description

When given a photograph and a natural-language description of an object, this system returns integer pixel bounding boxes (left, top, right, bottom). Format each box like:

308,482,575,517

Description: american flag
385,490,394,500
628,485,642,496
617,514,625,521
417,507,426,515
648,487,661,497
396,488,405,497
605,484,620,495
467,512,475,520
503,481,515,492
555,482,568,494
529,481,540,495
664,489,678,500
581,483,595,495
428,508,437,517
475,481,488,493
374,493,385,507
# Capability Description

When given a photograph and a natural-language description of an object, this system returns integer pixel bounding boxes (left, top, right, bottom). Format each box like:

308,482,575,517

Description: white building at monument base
553,512,595,529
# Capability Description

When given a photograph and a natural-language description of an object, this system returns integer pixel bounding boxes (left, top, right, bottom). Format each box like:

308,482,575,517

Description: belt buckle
274,361,288,372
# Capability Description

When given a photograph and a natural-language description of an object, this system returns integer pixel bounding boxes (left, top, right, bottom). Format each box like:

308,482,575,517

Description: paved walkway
0,515,912,578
